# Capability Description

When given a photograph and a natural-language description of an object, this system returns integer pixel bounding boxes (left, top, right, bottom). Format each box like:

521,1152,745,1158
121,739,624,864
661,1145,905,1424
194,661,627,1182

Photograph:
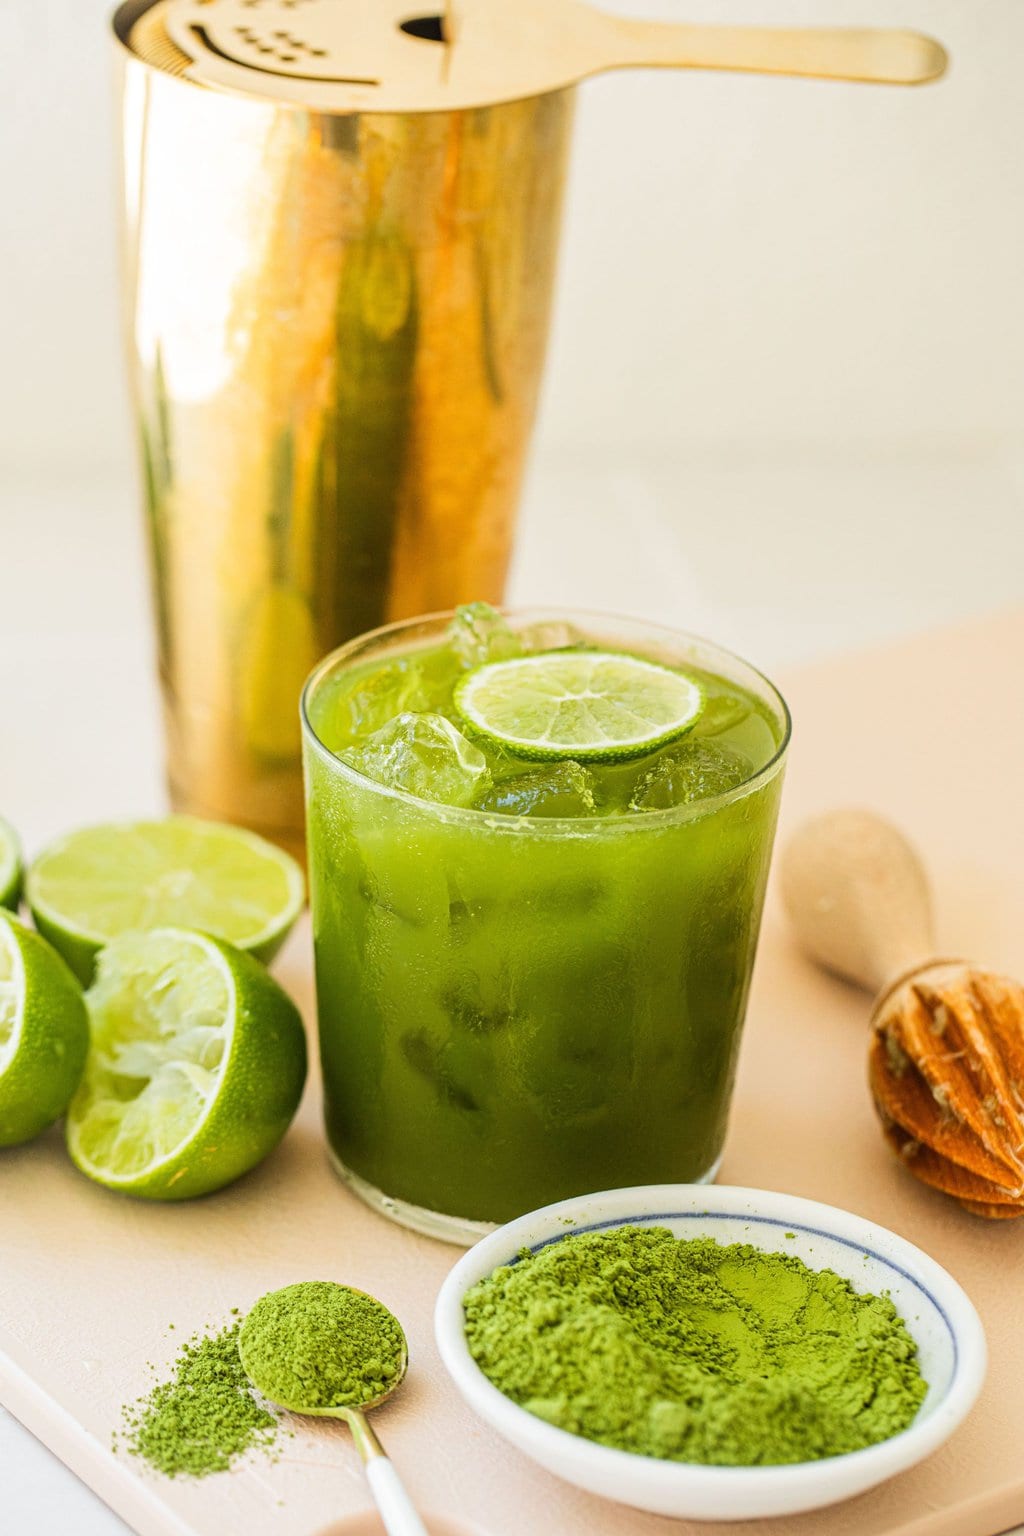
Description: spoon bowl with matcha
239,1281,428,1536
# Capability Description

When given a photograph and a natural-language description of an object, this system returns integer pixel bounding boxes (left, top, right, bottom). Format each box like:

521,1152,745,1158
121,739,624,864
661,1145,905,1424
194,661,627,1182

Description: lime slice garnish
66,927,307,1200
0,912,88,1147
27,817,305,985
0,817,23,912
454,651,705,762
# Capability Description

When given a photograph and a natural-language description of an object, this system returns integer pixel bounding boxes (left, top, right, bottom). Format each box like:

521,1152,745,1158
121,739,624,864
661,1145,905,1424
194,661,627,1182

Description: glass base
328,1147,725,1248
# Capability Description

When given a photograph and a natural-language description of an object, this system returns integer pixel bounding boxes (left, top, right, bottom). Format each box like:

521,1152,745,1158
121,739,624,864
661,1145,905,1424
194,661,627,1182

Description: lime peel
454,651,705,762
0,912,89,1148
0,817,23,912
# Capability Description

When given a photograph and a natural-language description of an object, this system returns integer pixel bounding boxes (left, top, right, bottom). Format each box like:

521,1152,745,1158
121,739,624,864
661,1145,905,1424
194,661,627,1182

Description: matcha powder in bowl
462,1227,928,1467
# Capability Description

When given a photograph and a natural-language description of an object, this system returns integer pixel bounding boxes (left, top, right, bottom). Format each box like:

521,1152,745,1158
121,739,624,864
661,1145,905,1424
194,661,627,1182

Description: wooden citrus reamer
782,810,1024,1219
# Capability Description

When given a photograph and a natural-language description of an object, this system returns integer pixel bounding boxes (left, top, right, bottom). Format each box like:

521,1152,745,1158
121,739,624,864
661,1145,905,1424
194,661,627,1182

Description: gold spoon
239,1285,429,1536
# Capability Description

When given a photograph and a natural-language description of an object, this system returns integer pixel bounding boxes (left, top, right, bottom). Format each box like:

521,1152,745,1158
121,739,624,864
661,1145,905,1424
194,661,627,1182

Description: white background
2,0,1024,471
2,0,1023,676
2,0,1023,1531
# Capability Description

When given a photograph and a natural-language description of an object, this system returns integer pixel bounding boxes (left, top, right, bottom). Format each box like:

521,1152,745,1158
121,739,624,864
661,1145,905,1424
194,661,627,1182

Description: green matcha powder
120,1282,407,1478
239,1280,406,1409
119,1322,278,1479
463,1228,928,1466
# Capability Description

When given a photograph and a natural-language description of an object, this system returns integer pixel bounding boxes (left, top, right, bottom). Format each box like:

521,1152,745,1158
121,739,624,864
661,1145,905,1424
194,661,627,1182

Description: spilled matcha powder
463,1228,928,1466
120,1322,278,1478
119,1283,407,1479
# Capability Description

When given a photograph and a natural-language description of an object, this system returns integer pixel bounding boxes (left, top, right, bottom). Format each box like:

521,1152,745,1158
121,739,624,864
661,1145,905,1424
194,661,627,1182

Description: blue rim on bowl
434,1185,987,1522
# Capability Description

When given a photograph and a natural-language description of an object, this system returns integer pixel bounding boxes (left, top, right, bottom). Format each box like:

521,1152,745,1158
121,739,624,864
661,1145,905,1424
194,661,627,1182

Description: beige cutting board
3,608,1024,1536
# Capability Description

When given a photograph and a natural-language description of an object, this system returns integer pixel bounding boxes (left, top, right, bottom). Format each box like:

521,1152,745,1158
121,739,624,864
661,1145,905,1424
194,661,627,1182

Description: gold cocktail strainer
137,0,946,108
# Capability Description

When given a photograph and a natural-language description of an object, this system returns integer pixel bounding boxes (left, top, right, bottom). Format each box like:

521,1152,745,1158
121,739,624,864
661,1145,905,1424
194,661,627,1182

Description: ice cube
448,895,472,938
475,761,597,818
400,1031,480,1111
628,740,752,812
333,658,431,744
528,877,605,916
342,712,490,807
447,602,522,668
442,972,518,1034
447,878,497,942
517,618,589,654
693,692,752,739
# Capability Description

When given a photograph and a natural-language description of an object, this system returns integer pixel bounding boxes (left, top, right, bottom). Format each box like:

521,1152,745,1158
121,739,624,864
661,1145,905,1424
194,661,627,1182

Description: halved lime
66,927,307,1200
0,912,89,1147
454,651,705,762
27,817,305,985
0,817,23,911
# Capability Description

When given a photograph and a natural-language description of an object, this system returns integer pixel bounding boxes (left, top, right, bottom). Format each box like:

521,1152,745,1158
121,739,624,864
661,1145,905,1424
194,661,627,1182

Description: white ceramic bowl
435,1185,986,1521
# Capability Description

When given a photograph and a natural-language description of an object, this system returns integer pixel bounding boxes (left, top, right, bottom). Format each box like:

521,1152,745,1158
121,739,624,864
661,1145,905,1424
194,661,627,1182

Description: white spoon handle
366,1456,431,1536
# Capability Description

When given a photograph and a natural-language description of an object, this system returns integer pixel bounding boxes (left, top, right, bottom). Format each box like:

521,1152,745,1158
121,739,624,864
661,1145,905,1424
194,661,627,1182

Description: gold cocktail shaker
113,0,946,857
115,0,574,856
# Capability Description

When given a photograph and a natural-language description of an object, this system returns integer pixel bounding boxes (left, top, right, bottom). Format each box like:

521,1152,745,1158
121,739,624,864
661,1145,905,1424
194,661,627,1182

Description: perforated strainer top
124,0,948,116
134,0,605,112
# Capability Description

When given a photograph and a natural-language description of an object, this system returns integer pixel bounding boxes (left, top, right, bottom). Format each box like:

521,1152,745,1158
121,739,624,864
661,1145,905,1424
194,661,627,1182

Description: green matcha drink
301,607,789,1242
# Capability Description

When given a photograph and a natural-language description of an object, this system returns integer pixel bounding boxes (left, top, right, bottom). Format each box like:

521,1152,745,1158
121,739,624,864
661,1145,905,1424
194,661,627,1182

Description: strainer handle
605,21,948,87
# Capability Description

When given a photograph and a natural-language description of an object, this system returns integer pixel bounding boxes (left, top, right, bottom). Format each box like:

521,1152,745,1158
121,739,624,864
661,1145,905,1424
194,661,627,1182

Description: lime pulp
27,817,305,984
66,927,307,1199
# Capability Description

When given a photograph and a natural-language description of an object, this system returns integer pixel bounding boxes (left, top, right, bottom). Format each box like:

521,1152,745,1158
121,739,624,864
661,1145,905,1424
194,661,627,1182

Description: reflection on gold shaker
115,2,573,856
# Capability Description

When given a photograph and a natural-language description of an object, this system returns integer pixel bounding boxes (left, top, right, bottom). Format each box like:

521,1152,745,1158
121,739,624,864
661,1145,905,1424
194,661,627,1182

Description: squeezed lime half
27,817,305,984
0,818,23,911
0,912,89,1147
66,927,307,1200
454,650,705,762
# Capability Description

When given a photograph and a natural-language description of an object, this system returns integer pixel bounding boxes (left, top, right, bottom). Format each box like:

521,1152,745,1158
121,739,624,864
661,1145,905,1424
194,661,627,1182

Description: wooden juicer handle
781,808,938,996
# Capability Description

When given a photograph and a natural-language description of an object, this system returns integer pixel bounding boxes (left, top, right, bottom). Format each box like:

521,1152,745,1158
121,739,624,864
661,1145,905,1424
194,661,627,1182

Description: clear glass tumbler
302,611,790,1244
